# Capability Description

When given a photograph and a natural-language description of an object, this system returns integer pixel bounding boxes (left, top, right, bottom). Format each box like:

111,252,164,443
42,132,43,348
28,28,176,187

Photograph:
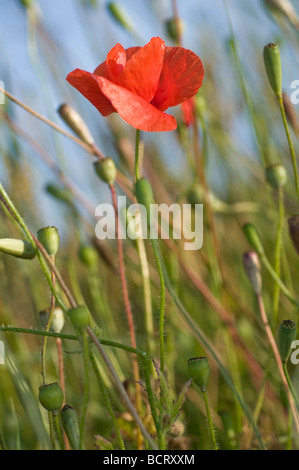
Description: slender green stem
89,350,125,450
41,257,56,385
283,361,299,410
137,237,155,356
48,411,56,450
278,95,299,199
53,412,64,450
151,238,166,374
79,332,90,450
272,186,284,326
202,389,218,450
135,129,141,182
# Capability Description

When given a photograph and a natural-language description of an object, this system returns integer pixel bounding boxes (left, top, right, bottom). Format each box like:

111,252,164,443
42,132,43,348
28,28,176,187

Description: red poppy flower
66,37,204,132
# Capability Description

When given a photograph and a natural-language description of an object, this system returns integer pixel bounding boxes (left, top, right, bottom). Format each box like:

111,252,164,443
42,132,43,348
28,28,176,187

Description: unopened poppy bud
37,226,60,257
278,319,297,362
243,251,262,294
68,306,90,329
288,215,299,254
265,163,287,188
135,177,154,225
39,382,64,412
78,244,98,268
94,158,116,185
46,184,73,205
61,405,80,450
243,223,265,256
263,43,282,97
0,238,36,260
282,92,299,135
107,2,133,31
39,307,65,333
187,357,210,391
58,104,94,146
165,18,184,42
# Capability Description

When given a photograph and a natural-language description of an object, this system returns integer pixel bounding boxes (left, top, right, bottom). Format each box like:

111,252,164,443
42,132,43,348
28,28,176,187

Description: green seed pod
68,306,90,329
263,43,282,97
39,382,64,412
243,251,262,295
94,158,116,185
165,18,184,42
107,2,133,31
0,238,36,260
278,319,297,362
242,223,265,256
265,163,287,188
135,177,154,225
288,215,299,255
187,357,210,391
46,184,73,205
61,405,80,450
39,307,65,333
37,226,60,257
58,104,94,147
78,244,98,268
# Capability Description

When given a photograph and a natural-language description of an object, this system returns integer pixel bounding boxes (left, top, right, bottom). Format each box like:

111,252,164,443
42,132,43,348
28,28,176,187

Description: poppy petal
66,69,115,116
105,43,126,82
120,37,166,102
98,76,177,132
151,47,204,111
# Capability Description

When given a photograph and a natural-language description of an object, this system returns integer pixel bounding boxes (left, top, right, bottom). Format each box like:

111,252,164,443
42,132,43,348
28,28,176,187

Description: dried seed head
265,163,287,188
187,357,210,391
0,238,36,260
39,307,65,333
264,0,299,30
288,215,299,254
282,92,299,135
61,405,80,450
93,158,116,185
243,251,262,295
37,226,60,257
243,223,265,256
278,319,297,362
68,306,90,330
39,382,64,412
263,43,282,97
58,104,94,146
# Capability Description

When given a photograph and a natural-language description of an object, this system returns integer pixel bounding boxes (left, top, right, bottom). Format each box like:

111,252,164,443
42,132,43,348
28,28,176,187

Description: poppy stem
135,129,141,182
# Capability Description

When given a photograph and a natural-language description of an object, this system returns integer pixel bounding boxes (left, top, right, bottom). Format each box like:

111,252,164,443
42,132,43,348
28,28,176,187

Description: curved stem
278,94,299,199
53,412,64,450
272,186,284,326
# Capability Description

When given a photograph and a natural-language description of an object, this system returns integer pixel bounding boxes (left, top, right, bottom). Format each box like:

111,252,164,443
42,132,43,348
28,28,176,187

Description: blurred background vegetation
1,0,299,450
